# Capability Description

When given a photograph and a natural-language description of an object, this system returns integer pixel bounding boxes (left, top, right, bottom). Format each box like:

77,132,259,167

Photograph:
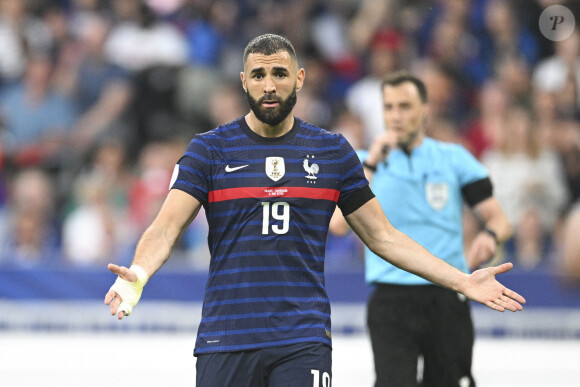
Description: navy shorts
195,342,332,387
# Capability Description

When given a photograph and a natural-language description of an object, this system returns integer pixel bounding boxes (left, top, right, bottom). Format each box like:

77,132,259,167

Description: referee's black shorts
367,283,475,387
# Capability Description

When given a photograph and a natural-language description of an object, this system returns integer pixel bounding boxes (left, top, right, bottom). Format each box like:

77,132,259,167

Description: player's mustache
258,94,282,104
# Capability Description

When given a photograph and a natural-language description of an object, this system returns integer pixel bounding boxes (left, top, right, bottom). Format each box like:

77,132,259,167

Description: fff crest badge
265,157,285,181
425,182,449,211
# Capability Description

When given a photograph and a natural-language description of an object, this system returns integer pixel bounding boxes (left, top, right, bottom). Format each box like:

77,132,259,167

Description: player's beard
246,85,297,126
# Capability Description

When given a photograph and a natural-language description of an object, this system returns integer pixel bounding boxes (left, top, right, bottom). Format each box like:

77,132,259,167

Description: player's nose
263,76,276,93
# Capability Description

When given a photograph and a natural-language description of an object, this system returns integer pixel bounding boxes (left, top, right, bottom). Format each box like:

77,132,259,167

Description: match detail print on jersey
208,186,340,202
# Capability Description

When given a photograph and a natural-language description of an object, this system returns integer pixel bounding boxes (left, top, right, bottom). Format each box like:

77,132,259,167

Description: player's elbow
364,227,397,260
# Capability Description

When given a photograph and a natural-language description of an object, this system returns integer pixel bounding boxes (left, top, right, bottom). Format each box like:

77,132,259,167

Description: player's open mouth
262,101,279,108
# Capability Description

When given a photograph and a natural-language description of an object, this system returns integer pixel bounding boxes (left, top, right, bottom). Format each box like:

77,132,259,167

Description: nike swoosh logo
225,164,249,172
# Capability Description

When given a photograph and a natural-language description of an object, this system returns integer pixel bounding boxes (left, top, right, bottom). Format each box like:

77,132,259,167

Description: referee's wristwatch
483,227,498,244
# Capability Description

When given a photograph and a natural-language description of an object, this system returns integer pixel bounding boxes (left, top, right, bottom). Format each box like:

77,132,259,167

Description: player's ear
240,72,247,93
295,68,305,92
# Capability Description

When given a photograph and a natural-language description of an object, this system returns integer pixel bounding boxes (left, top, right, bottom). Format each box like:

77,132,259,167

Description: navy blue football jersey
170,116,370,355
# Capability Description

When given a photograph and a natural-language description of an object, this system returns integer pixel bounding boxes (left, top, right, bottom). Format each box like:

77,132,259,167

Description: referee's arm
463,177,512,270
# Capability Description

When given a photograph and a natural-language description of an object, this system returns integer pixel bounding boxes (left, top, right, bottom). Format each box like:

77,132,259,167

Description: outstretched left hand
461,262,526,312
104,264,148,320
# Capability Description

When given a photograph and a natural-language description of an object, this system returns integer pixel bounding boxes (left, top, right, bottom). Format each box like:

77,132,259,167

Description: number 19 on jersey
261,202,290,235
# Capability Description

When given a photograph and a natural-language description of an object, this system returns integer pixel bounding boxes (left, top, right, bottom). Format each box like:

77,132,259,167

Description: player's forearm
347,198,469,292
128,190,201,278
368,227,469,293
131,224,177,278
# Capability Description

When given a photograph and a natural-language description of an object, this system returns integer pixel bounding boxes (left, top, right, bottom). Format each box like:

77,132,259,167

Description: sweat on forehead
243,34,298,65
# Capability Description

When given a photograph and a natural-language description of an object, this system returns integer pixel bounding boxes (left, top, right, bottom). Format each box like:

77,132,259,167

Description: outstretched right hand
460,262,526,312
104,264,149,320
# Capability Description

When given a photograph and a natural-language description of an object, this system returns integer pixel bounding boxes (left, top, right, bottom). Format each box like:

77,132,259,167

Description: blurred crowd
0,0,579,278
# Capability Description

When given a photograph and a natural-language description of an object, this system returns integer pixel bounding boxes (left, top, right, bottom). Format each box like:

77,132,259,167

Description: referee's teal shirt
359,137,489,285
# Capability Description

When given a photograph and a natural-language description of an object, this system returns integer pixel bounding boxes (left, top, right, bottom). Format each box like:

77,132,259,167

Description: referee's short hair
382,71,428,103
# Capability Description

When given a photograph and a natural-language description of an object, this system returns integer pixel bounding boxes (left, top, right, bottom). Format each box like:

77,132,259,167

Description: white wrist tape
110,265,149,317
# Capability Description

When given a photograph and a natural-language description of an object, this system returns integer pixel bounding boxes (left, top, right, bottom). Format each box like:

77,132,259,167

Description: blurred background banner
0,0,579,345
0,267,579,307
1,268,579,338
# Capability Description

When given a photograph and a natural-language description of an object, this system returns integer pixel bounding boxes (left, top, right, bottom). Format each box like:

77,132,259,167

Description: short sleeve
170,135,211,204
336,136,372,214
452,145,488,187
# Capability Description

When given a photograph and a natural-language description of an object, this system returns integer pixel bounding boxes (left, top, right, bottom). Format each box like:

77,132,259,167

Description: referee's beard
246,85,297,126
